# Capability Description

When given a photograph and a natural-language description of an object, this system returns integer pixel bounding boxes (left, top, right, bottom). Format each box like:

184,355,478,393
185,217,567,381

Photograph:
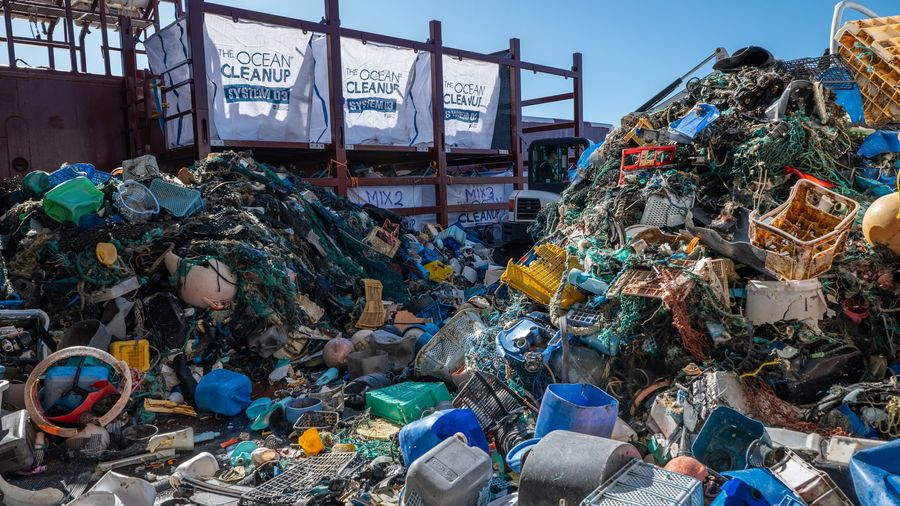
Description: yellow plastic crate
110,339,151,372
749,180,859,281
501,243,585,309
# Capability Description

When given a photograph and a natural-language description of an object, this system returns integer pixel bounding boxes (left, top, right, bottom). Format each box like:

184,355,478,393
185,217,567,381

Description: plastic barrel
534,383,618,438
398,408,489,466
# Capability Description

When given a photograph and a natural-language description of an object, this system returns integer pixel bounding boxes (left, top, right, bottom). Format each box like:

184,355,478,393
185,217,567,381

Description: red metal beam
522,121,575,134
429,19,448,228
573,52,583,138
120,15,139,156
509,38,524,190
63,0,77,72
187,0,210,158
202,2,325,34
522,92,574,107
348,177,438,187
99,0,111,75
324,0,347,195
3,0,15,68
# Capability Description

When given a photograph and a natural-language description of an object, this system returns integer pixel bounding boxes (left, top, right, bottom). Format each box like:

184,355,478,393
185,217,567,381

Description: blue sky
4,0,898,124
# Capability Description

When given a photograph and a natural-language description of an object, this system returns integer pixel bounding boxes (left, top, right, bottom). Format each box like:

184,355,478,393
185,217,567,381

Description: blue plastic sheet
834,87,865,124
850,438,900,506
858,130,900,157
711,469,798,506
668,103,720,143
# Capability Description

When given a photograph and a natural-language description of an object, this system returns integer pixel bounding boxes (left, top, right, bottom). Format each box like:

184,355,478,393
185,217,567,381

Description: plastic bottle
567,268,609,295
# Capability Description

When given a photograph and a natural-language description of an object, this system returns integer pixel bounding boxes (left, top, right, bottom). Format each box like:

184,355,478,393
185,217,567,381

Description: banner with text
407,54,501,149
203,14,314,142
144,19,193,149
309,37,420,145
447,170,513,226
347,184,436,210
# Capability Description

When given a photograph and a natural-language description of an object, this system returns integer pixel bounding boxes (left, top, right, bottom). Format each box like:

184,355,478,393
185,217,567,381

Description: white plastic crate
581,458,703,506
640,192,695,228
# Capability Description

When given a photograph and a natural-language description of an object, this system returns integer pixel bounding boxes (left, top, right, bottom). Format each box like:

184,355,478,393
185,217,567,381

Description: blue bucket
534,383,618,438
398,408,489,466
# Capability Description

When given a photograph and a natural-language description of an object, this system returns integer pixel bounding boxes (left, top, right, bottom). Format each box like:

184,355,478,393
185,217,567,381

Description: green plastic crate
365,382,452,425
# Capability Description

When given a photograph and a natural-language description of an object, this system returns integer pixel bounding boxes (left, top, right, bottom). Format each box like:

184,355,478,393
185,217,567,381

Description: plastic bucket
534,383,618,438
284,397,323,424
398,408,489,466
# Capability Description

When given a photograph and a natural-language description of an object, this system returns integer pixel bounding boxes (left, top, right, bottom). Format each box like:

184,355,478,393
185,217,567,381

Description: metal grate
414,309,485,382
777,54,856,91
516,198,541,221
240,452,357,505
453,371,531,430
292,410,340,432
581,459,703,506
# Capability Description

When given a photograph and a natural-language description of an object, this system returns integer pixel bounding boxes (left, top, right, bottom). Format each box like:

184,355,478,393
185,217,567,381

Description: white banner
144,19,193,149
310,37,420,145
347,184,436,210
447,169,513,226
203,14,314,142
407,54,501,149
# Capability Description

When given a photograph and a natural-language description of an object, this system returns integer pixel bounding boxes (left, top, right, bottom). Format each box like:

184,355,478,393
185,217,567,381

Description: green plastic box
42,176,104,224
365,381,452,425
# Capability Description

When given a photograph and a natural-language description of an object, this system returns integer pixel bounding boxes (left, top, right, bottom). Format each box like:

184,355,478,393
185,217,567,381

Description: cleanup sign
202,14,314,142
310,37,419,145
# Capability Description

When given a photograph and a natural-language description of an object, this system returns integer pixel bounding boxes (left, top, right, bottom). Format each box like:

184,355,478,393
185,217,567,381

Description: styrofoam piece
650,396,680,439
484,265,505,286
745,279,827,325
682,372,748,432
765,427,822,454
90,471,156,506
611,417,638,442
823,435,887,464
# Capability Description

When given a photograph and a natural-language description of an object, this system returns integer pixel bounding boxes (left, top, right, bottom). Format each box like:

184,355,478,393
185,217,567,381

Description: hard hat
862,193,900,255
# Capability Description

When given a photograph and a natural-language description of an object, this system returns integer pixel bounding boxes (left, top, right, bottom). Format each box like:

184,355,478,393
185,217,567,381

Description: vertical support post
325,0,347,196
99,0,111,76
429,20,448,228
2,0,15,68
120,15,139,156
78,23,89,72
573,52,584,138
509,38,524,190
63,0,78,72
187,0,211,158
47,22,57,69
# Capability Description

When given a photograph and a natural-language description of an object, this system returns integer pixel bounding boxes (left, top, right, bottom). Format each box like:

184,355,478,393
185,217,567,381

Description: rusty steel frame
1,0,582,227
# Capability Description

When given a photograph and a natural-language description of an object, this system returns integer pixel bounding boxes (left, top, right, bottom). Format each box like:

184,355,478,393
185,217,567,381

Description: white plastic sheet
144,19,193,148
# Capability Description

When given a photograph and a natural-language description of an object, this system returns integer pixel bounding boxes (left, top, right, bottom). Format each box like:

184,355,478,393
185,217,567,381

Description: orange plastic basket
501,243,585,309
749,180,858,280
836,17,900,125
365,220,401,258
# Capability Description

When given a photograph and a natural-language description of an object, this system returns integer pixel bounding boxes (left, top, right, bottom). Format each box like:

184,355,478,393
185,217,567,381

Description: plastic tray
581,458,703,506
109,339,151,372
749,179,858,280
148,178,203,217
414,309,485,383
501,243,585,309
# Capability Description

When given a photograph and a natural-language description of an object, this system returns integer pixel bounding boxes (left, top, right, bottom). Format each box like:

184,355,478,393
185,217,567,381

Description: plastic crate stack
835,15,900,126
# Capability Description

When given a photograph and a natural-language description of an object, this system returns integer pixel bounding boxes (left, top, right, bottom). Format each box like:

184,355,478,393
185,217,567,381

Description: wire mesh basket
749,179,859,280
292,410,339,432
453,371,532,430
148,178,203,217
114,180,159,222
240,452,357,505
581,458,703,506
356,279,386,329
777,54,856,90
500,243,585,309
414,309,485,382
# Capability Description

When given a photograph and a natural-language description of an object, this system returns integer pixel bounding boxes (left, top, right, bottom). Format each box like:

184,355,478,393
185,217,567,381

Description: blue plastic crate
148,178,203,217
48,163,112,187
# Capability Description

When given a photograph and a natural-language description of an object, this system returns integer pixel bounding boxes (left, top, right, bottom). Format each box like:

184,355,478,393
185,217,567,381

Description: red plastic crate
619,145,677,185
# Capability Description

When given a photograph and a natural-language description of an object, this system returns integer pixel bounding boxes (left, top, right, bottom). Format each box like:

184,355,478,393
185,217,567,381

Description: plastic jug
403,434,492,506
194,369,251,416
567,268,609,295
42,177,104,224
399,409,489,466
534,383,618,438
